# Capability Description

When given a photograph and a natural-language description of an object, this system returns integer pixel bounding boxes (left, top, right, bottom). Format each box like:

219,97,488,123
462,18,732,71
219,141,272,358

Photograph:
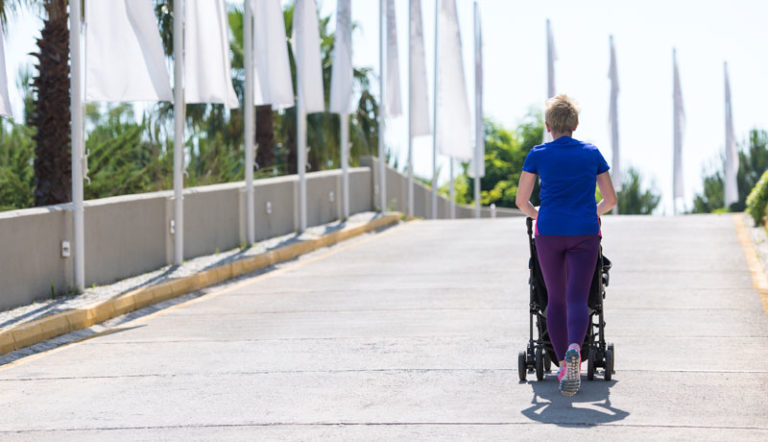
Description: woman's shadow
520,371,629,427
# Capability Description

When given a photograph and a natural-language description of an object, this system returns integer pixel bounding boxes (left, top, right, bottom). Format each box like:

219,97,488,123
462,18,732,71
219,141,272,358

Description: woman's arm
515,171,539,219
596,171,618,215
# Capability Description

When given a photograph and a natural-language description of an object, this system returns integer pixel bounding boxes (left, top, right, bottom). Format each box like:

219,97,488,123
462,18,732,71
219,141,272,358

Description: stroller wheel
586,347,596,381
543,352,552,371
534,348,544,381
518,351,527,381
605,348,614,381
607,343,615,373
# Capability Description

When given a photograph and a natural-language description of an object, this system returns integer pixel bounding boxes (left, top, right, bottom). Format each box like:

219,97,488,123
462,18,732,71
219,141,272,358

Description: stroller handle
526,217,533,235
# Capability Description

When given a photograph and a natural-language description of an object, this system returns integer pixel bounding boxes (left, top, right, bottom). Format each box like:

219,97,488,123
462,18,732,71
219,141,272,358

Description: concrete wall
0,168,372,311
361,156,521,219
0,162,519,311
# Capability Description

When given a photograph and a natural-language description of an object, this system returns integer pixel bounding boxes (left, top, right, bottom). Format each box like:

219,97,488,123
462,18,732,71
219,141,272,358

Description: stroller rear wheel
535,348,544,381
586,347,596,381
543,351,552,371
518,351,527,381
607,343,615,373
605,347,614,381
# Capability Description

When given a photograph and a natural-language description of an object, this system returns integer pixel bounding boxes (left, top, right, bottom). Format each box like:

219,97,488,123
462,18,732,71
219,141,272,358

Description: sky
3,1,768,215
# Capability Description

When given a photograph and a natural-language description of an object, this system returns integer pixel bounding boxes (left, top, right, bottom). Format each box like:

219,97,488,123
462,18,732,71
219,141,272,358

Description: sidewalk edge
0,213,403,355
732,213,768,315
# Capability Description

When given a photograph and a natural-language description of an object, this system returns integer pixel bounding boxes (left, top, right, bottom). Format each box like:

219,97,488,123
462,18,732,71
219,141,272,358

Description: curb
732,213,768,315
0,213,403,355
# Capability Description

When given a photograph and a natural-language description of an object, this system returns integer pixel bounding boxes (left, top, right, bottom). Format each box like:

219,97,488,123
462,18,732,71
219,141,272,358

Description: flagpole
431,0,439,219
173,0,185,263
244,0,255,244
341,114,350,218
609,35,619,215
672,48,683,216
298,61,307,232
70,0,85,291
546,19,554,98
724,61,738,208
473,0,481,219
449,158,455,218
378,0,387,213
406,0,414,219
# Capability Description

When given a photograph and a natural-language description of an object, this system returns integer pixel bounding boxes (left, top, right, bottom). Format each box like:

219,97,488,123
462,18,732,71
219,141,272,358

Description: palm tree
30,0,70,205
0,0,71,205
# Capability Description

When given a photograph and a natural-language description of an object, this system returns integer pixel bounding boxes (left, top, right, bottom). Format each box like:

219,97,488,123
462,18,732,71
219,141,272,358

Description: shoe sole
560,348,581,397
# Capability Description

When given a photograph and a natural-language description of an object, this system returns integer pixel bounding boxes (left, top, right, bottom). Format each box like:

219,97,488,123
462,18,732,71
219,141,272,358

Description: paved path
0,215,766,441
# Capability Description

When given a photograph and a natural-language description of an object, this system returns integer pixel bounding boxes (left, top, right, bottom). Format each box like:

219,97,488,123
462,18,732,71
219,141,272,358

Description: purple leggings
534,234,600,361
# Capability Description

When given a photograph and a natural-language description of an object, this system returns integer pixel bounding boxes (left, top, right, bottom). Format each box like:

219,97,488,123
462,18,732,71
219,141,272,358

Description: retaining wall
0,159,519,310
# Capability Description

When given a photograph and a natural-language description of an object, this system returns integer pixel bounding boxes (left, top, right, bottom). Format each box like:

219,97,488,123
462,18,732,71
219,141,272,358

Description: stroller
518,217,615,382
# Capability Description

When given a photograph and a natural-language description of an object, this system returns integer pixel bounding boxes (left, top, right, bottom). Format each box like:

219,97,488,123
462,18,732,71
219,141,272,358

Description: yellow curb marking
0,215,405,371
116,216,407,328
732,213,768,315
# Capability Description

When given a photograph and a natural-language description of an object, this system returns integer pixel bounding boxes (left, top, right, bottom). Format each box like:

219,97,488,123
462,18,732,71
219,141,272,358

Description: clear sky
3,1,767,214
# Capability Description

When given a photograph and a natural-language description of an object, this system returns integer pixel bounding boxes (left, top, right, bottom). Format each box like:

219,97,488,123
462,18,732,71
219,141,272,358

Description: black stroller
518,217,615,381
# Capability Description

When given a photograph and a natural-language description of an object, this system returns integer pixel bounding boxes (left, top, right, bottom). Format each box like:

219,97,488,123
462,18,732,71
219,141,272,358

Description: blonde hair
545,94,580,134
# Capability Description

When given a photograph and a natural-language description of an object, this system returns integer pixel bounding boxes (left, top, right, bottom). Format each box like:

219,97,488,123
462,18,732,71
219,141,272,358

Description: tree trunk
255,105,274,170
32,0,71,206
284,109,297,175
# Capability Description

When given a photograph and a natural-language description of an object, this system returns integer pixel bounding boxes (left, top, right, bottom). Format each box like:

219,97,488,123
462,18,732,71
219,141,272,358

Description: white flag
409,0,430,137
185,0,239,108
85,0,172,102
673,49,685,201
293,0,324,113
724,61,739,207
469,1,484,178
0,31,11,118
436,0,472,160
329,0,353,114
608,35,621,191
251,0,294,108
386,0,402,117
543,19,557,143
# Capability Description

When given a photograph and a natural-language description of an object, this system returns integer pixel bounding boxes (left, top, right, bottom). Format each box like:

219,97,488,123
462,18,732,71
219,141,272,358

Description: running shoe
559,343,581,397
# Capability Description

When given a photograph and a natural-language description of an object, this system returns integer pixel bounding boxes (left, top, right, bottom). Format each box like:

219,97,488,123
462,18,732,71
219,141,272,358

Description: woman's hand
516,171,539,219
596,171,618,215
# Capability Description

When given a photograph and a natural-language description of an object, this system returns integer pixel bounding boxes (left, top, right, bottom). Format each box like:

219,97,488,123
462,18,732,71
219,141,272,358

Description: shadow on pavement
520,374,629,426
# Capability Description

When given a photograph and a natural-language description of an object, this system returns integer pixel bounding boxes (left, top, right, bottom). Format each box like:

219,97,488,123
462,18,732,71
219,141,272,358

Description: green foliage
613,168,661,215
746,170,768,226
693,129,768,213
83,105,173,199
0,121,35,210
454,112,542,208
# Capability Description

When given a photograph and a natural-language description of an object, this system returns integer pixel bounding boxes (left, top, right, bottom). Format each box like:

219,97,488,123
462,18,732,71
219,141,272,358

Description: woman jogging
515,95,617,397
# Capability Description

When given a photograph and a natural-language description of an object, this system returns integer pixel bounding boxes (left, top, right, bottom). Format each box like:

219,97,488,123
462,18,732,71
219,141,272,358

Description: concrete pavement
0,215,766,440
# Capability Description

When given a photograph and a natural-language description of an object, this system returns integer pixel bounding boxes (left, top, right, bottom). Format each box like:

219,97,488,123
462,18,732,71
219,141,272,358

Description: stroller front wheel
518,351,527,381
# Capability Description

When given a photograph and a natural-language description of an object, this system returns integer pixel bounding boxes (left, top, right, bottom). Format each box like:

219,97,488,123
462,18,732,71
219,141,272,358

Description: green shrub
746,170,768,226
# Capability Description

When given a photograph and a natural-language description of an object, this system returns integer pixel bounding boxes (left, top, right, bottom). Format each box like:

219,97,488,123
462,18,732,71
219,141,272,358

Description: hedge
746,170,768,226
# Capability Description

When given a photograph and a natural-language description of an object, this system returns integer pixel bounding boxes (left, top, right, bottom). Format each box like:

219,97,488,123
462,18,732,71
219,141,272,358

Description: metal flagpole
298,65,307,232
431,0,439,219
378,0,387,213
609,35,620,215
449,158,455,218
406,0,413,219
473,0,481,219
341,114,350,219
244,0,255,244
173,0,185,264
70,0,85,291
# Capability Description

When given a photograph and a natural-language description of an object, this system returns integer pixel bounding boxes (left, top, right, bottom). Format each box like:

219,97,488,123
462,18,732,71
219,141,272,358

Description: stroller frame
518,217,615,382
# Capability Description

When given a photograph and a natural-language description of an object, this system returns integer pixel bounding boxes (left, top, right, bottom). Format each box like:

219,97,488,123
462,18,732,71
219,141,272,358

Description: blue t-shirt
522,136,610,236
